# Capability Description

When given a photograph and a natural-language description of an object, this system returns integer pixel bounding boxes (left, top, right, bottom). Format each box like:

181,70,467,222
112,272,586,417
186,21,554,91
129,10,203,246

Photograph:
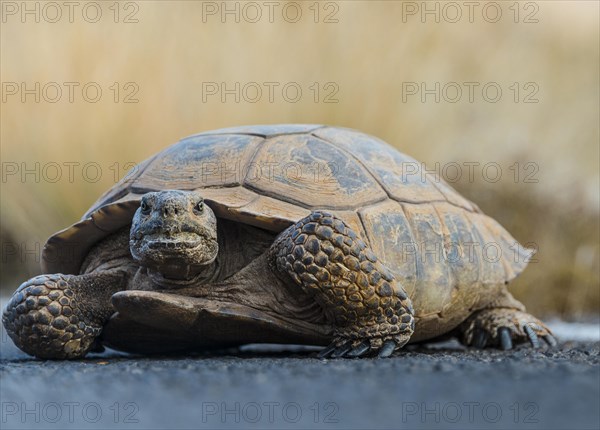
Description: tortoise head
129,190,218,278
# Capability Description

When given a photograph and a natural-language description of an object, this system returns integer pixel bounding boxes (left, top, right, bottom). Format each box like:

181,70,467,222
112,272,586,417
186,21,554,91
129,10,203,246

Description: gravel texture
1,319,599,430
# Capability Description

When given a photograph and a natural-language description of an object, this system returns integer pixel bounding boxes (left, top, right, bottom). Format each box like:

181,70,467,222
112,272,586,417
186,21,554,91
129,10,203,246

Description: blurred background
1,1,598,320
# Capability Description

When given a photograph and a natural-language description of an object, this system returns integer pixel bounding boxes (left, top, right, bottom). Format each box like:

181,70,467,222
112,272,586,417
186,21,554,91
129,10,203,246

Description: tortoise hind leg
269,211,415,358
2,271,128,359
460,306,557,350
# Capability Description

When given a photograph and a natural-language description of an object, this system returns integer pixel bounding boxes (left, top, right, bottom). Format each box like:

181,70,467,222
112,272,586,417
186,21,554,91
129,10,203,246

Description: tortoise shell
42,125,531,337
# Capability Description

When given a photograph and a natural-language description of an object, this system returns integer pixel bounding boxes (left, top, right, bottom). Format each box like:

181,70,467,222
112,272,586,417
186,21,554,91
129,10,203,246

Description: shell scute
313,127,478,211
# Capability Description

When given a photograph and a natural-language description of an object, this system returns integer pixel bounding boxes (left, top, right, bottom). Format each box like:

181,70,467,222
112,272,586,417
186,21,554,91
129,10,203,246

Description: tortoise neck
146,258,221,288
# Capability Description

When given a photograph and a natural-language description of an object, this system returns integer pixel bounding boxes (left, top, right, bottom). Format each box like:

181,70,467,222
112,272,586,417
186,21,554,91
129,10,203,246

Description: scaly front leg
2,271,129,359
269,211,415,358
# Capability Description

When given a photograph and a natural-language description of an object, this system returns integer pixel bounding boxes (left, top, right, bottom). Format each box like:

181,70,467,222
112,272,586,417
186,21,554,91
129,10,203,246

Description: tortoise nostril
161,205,184,218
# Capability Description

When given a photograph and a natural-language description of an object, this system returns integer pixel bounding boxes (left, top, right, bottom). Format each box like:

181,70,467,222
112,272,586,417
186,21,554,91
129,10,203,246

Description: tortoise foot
460,308,557,350
2,271,126,359
2,274,104,359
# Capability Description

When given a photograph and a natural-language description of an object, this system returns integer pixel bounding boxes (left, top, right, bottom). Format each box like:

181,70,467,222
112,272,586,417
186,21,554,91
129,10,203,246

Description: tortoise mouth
129,232,219,271
144,233,203,250
132,230,217,251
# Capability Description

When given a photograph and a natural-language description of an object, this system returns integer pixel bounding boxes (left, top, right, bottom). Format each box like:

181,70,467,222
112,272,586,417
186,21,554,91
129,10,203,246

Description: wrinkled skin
129,191,219,282
2,190,555,360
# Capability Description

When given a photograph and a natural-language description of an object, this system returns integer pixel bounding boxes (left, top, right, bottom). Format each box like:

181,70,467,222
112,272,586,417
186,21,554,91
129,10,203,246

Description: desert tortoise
2,124,555,359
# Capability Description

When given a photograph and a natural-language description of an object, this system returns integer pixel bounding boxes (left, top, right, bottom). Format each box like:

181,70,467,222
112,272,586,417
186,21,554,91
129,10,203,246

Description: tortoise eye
194,200,204,214
140,200,150,214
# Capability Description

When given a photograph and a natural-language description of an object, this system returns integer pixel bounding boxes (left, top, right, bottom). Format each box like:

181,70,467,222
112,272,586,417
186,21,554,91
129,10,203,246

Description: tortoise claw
543,334,557,347
499,327,513,350
318,343,338,359
377,340,396,358
331,341,353,358
472,330,488,349
523,324,540,348
322,337,402,359
347,341,371,358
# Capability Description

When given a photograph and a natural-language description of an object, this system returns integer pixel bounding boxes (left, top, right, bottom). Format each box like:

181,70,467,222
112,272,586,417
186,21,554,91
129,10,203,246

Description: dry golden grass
1,1,598,317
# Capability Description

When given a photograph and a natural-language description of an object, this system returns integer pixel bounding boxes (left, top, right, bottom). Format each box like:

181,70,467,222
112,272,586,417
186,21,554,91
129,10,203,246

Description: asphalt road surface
1,321,598,430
